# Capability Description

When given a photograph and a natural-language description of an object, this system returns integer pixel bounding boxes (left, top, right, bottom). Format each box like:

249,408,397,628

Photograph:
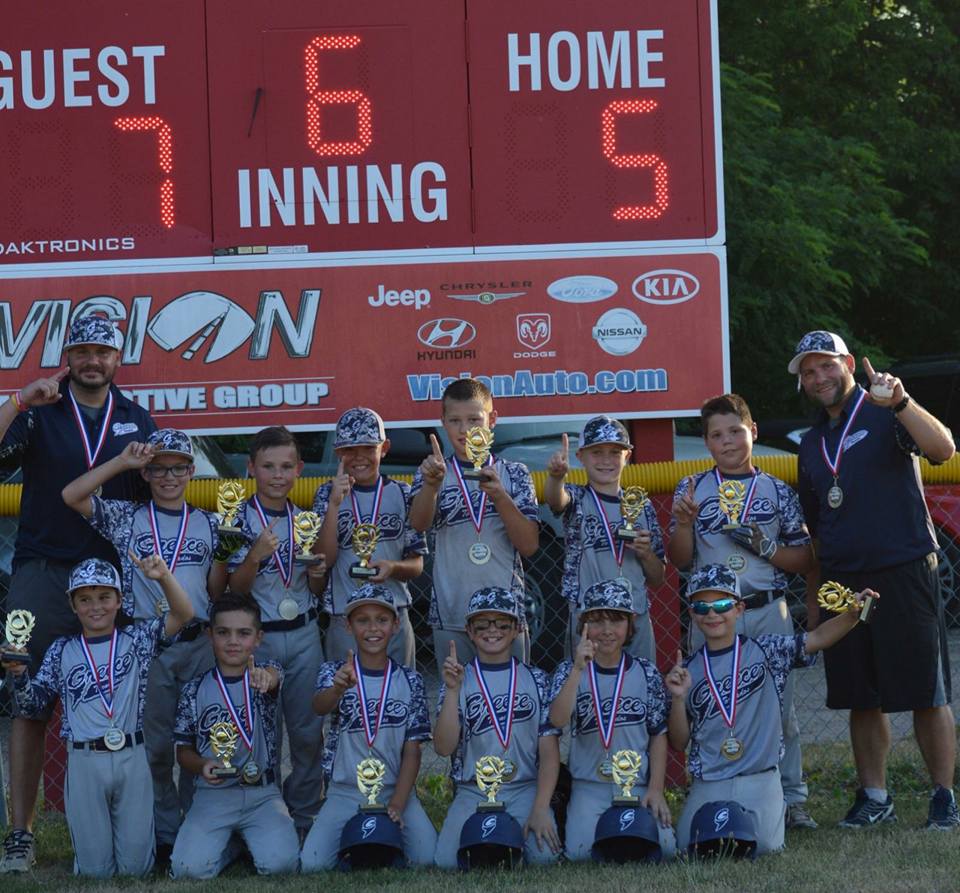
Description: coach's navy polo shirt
0,379,155,568
797,386,937,572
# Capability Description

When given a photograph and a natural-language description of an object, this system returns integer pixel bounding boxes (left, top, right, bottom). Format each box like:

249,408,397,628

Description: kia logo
417,318,476,349
632,270,700,305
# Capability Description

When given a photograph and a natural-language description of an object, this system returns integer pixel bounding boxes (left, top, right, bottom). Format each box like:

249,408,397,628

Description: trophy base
0,648,31,665
217,525,246,538
359,803,388,814
294,554,325,566
460,468,485,481
349,564,378,579
477,800,506,813
721,522,743,532
615,527,639,542
612,795,640,807
859,595,877,624
211,766,240,779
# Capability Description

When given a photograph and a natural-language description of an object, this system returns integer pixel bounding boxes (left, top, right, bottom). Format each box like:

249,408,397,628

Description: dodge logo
417,318,477,349
516,313,551,350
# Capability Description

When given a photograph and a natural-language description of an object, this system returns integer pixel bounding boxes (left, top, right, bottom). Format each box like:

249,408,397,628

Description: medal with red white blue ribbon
588,653,626,754
702,636,745,760
820,388,867,509
588,486,626,579
68,388,115,469
251,496,294,588
213,666,255,752
148,502,191,573
473,657,518,752
349,477,384,539
453,456,493,565
354,653,393,751
80,629,124,748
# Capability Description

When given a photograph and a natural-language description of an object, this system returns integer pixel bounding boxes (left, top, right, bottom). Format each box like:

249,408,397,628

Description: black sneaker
926,786,960,830
0,829,36,873
837,788,897,828
154,842,173,872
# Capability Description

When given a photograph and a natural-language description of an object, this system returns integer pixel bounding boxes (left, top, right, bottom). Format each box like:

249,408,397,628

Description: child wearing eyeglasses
665,564,875,857
62,428,236,862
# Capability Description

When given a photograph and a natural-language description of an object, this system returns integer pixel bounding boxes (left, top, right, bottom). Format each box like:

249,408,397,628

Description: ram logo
632,270,701,306
516,313,551,350
416,318,476,349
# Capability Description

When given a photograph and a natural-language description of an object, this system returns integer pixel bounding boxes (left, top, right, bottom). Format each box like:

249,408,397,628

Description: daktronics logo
632,270,700,305
416,317,477,361
514,313,556,359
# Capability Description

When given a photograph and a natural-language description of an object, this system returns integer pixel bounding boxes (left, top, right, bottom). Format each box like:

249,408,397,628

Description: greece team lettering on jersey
683,633,814,781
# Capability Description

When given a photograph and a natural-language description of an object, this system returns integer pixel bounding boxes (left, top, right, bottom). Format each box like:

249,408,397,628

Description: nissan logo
416,318,477,349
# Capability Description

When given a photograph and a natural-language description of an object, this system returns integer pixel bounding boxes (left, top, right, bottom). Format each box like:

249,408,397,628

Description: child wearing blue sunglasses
665,564,875,858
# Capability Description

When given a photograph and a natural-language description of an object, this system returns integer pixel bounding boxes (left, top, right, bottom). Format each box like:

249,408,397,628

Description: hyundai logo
416,318,477,349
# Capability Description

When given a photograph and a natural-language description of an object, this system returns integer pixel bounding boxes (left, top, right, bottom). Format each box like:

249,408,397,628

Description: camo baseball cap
686,564,742,601
147,428,194,459
580,415,632,450
334,407,386,449
787,330,850,374
67,558,122,596
345,583,398,617
465,587,522,622
580,580,634,615
65,315,124,351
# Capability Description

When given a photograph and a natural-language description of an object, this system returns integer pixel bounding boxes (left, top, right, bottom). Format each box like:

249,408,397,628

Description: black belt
178,622,210,642
73,730,144,752
262,607,318,632
741,590,784,611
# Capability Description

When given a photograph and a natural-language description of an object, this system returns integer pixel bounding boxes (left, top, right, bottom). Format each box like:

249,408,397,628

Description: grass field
3,745,960,893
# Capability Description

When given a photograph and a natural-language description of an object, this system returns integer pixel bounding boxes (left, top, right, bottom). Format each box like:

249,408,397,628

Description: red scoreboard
0,1,726,430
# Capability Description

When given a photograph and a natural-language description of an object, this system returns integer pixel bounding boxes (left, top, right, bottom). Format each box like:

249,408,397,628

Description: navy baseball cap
787,330,850,374
335,407,386,449
337,811,406,871
65,315,124,351
67,558,122,597
686,564,741,601
687,801,757,861
580,415,632,450
580,580,635,615
465,587,522,622
147,428,194,460
457,811,524,870
592,805,662,864
345,583,398,618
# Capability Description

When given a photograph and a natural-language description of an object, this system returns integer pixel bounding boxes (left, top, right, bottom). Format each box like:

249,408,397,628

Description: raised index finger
52,367,70,382
675,648,683,667
862,356,877,381
430,433,443,460
561,433,569,457
336,459,345,476
449,639,457,661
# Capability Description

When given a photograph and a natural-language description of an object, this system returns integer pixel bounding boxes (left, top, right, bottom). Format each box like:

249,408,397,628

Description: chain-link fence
2,472,959,824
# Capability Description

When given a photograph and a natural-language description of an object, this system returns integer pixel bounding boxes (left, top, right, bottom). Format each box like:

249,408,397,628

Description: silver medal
241,760,263,785
827,485,843,509
720,736,744,761
103,727,126,751
726,553,747,574
616,575,633,594
469,541,492,565
277,598,299,621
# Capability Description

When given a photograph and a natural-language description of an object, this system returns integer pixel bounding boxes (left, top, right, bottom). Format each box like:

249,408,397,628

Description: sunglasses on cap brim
690,597,739,615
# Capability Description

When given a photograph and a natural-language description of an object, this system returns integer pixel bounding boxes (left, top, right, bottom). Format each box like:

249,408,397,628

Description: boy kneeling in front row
667,564,875,857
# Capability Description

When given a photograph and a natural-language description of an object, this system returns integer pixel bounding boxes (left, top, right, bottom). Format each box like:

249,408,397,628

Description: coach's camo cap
147,428,194,460
580,415,632,450
787,330,850,375
334,407,386,449
65,315,124,351
465,586,522,622
67,558,122,596
686,564,741,601
345,583,398,618
580,580,634,615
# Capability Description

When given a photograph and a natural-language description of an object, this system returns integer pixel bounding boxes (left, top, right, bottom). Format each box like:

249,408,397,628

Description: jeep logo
368,284,431,310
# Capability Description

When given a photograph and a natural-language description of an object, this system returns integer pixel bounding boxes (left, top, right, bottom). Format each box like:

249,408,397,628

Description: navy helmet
687,801,757,861
337,811,406,871
591,804,662,864
457,810,524,871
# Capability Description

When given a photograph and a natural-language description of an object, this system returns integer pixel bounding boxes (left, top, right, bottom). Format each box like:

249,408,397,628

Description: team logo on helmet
619,809,636,833
481,816,498,839
361,817,378,839
714,807,730,832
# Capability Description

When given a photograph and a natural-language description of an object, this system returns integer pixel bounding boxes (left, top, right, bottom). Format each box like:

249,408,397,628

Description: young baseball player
61,428,229,858
1,555,193,877
410,378,540,670
301,583,436,871
170,593,300,879
544,415,665,662
666,564,875,855
667,394,816,829
547,580,675,861
227,425,327,837
433,587,561,868
312,408,426,665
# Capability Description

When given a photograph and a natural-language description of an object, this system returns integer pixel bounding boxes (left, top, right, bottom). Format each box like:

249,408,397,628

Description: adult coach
791,330,957,829
0,316,156,873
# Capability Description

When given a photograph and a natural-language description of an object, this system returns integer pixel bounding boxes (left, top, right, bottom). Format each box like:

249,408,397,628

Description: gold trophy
356,757,387,813
209,721,240,778
349,522,380,579
475,755,512,812
292,511,324,565
461,426,494,480
717,479,747,531
216,480,246,535
1,609,35,665
609,749,643,805
818,581,875,623
615,486,649,542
